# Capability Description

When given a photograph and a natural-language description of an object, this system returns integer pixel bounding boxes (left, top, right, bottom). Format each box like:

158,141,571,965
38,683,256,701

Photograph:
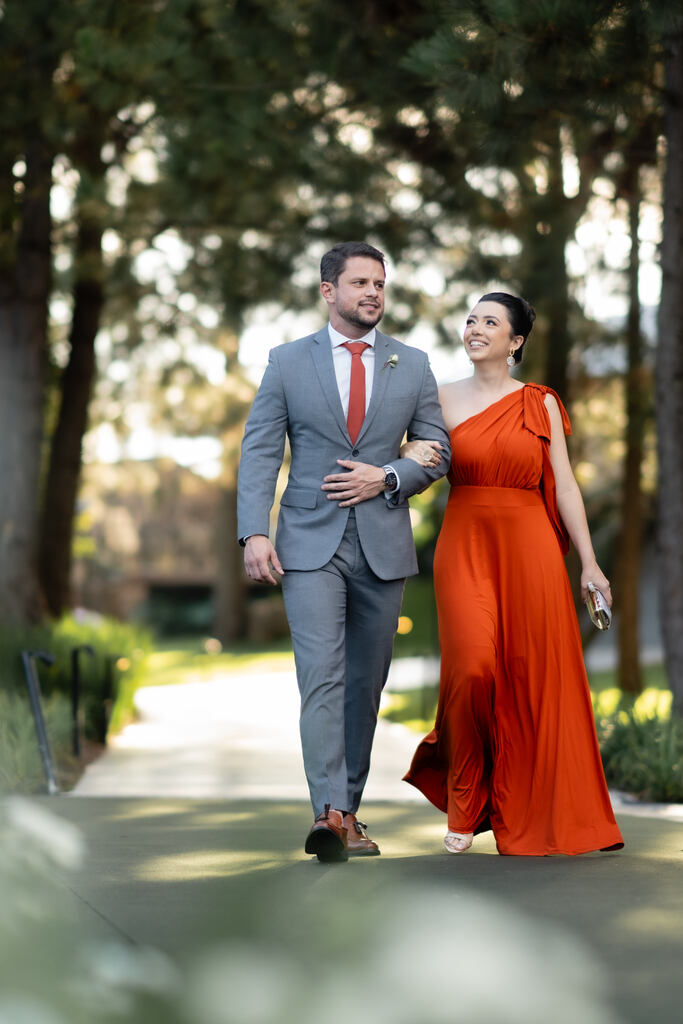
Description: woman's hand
399,439,443,467
580,564,612,607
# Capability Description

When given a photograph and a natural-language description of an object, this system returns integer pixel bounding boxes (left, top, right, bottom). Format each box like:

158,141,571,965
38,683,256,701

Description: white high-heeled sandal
444,831,473,854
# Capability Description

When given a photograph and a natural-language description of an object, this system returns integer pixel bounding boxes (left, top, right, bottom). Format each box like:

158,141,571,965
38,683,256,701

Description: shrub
0,614,153,743
595,701,683,803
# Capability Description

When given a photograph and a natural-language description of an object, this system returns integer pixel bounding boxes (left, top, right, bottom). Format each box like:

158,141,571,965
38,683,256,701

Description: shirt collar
328,323,376,349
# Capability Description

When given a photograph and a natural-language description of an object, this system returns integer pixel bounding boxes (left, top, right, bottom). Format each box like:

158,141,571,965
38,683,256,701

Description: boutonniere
382,354,399,372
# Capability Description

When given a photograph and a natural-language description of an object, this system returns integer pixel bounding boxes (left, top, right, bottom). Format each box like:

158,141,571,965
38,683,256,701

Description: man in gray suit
238,241,450,861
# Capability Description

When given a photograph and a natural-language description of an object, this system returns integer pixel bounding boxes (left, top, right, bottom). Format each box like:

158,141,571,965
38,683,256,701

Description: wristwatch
383,468,398,491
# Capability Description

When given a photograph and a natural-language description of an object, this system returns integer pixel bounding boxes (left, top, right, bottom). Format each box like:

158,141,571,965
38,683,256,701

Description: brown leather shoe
343,813,380,856
305,805,348,862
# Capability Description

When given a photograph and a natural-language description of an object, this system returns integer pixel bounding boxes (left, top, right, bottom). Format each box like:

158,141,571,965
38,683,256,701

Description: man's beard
339,303,383,330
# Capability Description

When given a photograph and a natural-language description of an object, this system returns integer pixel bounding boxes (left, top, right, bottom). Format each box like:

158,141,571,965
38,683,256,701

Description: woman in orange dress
402,293,624,856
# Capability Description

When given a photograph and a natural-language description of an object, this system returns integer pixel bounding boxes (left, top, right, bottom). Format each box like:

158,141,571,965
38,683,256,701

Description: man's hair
320,241,386,285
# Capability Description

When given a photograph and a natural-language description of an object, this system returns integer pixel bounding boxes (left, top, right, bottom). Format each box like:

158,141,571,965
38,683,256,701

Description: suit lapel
310,327,350,441
357,331,393,443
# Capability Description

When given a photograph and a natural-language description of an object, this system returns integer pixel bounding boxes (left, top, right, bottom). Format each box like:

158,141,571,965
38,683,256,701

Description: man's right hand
244,535,284,586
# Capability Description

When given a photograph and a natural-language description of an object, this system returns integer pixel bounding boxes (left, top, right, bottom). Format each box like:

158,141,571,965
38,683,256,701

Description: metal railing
21,650,59,795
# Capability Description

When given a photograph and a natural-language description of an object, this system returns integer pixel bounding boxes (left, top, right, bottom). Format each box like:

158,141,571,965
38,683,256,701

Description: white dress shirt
327,323,399,493
328,322,376,417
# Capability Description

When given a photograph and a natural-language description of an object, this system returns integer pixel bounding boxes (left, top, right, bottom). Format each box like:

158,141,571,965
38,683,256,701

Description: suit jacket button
352,448,360,456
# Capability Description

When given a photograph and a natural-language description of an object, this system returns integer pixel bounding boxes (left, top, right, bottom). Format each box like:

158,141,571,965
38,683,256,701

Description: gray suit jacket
237,326,451,580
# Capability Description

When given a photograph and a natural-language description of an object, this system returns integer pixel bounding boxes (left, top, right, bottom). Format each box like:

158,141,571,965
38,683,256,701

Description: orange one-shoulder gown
404,384,624,855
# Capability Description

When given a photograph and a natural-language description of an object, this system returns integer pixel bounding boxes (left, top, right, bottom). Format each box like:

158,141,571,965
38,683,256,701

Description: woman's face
463,301,522,364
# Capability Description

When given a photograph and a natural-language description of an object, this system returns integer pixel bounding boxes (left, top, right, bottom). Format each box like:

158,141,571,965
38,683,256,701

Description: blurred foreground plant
0,795,622,1024
0,797,180,1024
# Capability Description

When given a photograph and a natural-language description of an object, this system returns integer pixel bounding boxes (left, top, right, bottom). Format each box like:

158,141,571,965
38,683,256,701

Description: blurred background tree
655,11,683,714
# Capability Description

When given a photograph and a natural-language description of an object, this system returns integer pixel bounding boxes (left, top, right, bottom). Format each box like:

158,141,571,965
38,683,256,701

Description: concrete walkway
21,663,683,1024
70,662,423,802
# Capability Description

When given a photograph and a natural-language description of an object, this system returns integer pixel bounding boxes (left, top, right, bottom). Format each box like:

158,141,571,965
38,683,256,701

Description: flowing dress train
404,384,624,855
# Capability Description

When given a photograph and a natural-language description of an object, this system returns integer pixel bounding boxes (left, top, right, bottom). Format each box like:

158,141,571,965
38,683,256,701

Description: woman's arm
545,394,612,606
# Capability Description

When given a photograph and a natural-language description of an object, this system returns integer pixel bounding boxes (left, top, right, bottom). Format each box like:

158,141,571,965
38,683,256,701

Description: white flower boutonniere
382,354,399,372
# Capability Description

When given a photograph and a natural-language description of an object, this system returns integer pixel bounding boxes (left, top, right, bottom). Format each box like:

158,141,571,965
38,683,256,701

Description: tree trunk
0,139,53,623
542,139,572,402
213,485,248,643
617,171,646,694
656,25,683,713
521,134,572,402
38,278,102,616
39,140,106,618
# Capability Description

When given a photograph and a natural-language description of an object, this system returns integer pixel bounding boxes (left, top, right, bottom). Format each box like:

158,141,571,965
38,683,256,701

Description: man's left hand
322,460,386,507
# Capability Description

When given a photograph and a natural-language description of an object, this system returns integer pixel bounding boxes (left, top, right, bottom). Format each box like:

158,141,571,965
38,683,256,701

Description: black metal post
21,650,59,795
70,644,95,758
98,653,123,743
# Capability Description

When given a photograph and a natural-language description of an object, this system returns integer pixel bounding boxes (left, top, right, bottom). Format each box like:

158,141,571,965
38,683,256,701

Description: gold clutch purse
585,582,612,631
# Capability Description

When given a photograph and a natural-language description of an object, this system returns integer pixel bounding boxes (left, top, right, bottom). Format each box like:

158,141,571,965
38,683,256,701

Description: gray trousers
281,511,405,817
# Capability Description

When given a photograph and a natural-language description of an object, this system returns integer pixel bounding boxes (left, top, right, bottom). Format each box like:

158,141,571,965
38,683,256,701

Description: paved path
18,665,683,1024
70,664,423,802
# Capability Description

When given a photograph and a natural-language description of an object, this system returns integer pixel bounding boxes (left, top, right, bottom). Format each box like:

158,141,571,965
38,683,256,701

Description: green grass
141,643,295,689
0,691,73,793
587,662,670,695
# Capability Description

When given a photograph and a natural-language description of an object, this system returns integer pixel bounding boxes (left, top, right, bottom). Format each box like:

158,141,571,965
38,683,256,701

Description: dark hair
320,241,386,285
479,291,536,364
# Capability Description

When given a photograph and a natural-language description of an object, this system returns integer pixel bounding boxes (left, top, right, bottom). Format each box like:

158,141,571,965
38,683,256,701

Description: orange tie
342,341,371,442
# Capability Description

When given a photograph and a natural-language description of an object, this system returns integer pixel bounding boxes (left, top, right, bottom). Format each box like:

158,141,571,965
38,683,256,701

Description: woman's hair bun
519,297,536,333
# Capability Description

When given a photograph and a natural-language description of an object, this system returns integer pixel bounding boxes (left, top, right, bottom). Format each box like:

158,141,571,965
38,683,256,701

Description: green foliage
382,684,439,734
393,576,440,658
595,693,683,802
54,615,154,736
0,614,153,742
0,692,72,793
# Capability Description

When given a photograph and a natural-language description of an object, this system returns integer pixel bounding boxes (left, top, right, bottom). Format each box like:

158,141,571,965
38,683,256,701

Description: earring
506,348,516,367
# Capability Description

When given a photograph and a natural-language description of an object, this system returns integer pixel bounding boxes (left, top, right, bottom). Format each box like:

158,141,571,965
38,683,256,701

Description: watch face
385,471,397,489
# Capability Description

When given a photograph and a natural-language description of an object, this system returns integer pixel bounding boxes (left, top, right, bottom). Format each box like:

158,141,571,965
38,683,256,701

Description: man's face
321,256,385,335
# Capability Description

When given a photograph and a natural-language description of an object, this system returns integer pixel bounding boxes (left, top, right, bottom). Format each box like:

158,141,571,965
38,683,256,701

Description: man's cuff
382,464,400,497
